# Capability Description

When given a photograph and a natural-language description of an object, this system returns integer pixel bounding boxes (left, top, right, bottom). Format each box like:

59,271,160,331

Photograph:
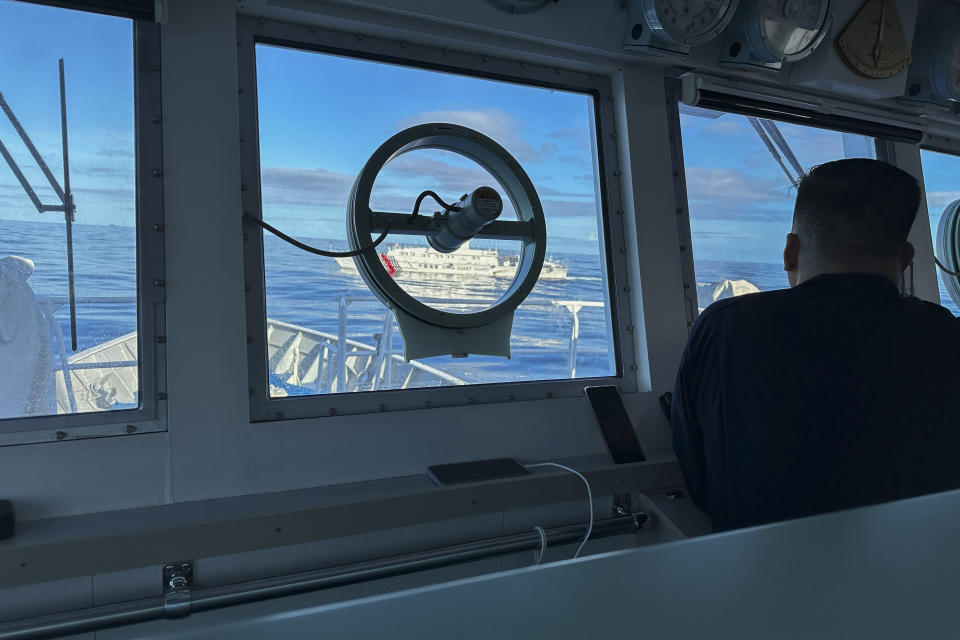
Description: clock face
651,0,733,43
760,0,828,57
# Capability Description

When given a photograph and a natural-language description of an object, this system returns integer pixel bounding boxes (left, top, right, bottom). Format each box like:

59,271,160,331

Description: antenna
0,58,78,350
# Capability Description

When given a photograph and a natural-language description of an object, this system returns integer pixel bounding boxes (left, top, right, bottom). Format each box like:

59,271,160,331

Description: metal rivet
613,170,620,177
154,279,165,287
125,425,137,434
623,285,631,292
630,364,638,371
155,335,166,344
153,223,163,232
157,392,168,401
152,168,162,178
328,408,337,416
619,247,626,254
626,324,633,331
356,34,364,41
151,115,161,124
546,392,553,399
150,64,159,72
55,431,66,440
617,209,623,216
507,394,515,401
467,397,475,405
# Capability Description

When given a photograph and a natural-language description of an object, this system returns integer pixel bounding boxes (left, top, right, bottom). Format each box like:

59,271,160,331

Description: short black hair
793,159,920,257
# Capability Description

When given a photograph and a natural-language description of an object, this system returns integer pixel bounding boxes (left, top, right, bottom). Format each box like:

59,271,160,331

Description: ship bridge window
676,106,876,314
0,0,163,440
239,19,634,420
918,149,960,316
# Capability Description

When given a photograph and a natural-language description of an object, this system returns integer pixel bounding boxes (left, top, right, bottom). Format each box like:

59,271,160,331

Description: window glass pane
678,107,875,311
0,0,136,419
918,149,960,316
256,45,614,396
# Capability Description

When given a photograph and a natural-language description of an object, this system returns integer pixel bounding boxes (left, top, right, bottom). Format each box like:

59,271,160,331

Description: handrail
0,512,649,640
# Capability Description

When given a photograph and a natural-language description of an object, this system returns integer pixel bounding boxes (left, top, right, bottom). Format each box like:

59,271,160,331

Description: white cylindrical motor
427,186,503,254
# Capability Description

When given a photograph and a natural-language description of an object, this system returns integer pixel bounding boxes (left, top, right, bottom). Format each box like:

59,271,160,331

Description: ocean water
695,257,960,316
3,218,956,398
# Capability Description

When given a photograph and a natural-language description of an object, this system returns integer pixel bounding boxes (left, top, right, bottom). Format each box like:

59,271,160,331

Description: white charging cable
525,462,594,560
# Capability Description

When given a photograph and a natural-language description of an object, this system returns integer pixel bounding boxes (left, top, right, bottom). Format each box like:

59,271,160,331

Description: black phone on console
584,385,646,463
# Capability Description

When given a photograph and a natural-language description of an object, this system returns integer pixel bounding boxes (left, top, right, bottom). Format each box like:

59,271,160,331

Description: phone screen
427,458,529,486
584,385,646,463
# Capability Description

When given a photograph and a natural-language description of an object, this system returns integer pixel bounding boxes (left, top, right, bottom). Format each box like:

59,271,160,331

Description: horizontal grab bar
0,512,649,640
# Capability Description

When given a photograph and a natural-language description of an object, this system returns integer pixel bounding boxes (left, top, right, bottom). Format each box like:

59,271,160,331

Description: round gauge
936,199,960,309
642,0,740,47
746,0,830,62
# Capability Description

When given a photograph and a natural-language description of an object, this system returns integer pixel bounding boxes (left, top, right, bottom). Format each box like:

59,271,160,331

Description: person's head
783,158,920,287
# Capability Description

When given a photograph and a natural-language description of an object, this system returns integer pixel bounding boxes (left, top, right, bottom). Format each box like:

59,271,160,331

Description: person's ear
783,233,800,287
898,241,915,272
783,233,799,271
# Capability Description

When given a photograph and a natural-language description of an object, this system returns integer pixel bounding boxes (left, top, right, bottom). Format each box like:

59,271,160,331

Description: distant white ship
335,243,568,280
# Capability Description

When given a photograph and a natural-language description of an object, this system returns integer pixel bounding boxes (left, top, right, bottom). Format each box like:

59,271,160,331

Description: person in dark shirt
671,158,960,532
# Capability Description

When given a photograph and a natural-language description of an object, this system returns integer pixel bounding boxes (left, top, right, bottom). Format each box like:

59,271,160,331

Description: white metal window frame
238,16,638,422
0,20,166,446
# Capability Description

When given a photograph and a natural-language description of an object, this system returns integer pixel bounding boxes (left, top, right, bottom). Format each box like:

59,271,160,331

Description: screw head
125,424,137,434
152,168,162,178
55,431,66,440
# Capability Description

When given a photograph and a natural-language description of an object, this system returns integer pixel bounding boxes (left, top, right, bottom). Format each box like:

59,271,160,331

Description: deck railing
37,294,607,410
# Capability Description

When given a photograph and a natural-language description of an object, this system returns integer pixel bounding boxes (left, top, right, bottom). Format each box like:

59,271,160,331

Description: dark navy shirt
672,274,960,532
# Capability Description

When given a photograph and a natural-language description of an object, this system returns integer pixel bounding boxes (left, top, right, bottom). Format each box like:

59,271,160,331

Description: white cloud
685,167,788,204
396,109,541,163
925,190,960,211
261,167,355,206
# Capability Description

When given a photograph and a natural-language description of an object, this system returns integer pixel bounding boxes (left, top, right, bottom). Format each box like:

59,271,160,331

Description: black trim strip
15,0,153,21
696,90,923,145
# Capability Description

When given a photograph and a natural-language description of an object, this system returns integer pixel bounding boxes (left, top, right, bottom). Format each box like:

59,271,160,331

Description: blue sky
0,0,134,225
255,44,602,255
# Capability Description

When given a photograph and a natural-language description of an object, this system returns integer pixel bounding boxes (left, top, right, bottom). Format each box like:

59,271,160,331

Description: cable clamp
163,561,194,619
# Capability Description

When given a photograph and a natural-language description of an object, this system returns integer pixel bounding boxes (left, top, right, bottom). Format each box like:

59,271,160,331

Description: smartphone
427,458,529,486
584,385,646,464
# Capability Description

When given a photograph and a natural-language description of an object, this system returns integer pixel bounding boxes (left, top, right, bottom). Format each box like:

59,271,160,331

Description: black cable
244,212,392,258
409,190,460,223
934,255,960,278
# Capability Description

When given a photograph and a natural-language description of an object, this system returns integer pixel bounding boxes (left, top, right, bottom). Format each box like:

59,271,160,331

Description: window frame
668,91,900,320
0,18,166,445
238,16,637,422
